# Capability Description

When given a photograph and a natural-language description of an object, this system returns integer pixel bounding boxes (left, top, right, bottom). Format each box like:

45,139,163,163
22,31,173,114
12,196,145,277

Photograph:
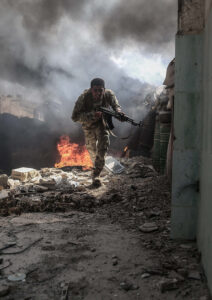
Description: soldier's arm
108,90,121,112
72,94,96,124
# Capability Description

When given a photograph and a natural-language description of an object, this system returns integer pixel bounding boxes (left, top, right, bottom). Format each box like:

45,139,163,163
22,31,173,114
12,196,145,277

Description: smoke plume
0,0,176,137
102,0,177,53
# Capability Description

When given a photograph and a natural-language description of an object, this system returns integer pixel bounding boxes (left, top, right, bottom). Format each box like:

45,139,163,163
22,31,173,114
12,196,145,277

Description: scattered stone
180,244,193,250
177,268,188,277
139,222,158,233
0,190,9,200
112,259,118,266
31,196,41,204
120,281,138,291
146,210,161,218
8,273,26,282
188,270,201,280
168,270,185,281
141,273,151,279
33,185,49,192
39,177,60,187
159,278,181,293
144,267,166,276
0,285,10,297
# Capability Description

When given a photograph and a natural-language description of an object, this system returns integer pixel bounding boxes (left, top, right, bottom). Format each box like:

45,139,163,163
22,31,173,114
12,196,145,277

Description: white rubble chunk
30,174,42,184
39,175,63,187
7,179,21,189
11,168,39,182
0,190,9,200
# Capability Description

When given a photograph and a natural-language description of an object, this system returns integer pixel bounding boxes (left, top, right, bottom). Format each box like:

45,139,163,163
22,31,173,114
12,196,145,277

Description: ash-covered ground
0,157,210,300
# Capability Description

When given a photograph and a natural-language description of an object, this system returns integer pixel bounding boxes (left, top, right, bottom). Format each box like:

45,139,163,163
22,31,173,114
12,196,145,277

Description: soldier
72,78,122,187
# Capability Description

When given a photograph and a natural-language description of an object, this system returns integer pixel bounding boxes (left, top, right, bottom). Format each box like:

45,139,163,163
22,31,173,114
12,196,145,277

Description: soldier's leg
94,126,110,177
83,129,97,164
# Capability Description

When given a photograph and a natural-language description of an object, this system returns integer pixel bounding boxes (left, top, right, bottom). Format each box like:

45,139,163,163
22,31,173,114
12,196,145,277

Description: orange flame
55,135,93,169
124,146,128,152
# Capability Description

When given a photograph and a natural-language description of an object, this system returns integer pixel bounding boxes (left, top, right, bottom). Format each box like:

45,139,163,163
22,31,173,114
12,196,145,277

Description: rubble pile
0,166,100,215
0,157,209,299
0,157,167,216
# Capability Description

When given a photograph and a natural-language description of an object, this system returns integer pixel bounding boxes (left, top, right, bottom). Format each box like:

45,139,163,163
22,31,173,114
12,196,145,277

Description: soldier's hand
94,111,102,120
118,111,126,122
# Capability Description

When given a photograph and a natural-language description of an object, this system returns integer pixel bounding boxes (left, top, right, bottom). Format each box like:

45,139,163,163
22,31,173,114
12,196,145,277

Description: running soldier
72,78,122,186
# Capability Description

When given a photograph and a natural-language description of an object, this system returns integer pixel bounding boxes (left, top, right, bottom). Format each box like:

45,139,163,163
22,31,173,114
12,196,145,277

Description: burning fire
55,135,93,169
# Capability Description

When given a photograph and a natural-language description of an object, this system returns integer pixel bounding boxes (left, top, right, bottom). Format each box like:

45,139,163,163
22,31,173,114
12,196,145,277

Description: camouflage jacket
72,88,120,129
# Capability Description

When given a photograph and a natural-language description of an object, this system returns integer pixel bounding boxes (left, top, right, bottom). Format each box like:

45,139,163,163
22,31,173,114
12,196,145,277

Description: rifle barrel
97,107,141,127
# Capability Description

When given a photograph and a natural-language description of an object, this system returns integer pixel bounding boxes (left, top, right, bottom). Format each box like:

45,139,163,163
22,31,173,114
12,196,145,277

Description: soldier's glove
117,112,127,122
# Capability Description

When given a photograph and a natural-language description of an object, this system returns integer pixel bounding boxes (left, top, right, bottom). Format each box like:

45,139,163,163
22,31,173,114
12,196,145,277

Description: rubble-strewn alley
0,157,210,299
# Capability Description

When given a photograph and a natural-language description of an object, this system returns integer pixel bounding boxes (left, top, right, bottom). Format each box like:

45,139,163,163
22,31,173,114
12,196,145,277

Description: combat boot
92,170,102,187
92,177,102,187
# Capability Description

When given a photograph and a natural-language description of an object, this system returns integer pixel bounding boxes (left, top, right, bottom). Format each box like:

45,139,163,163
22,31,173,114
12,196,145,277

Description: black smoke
102,0,177,52
0,0,176,136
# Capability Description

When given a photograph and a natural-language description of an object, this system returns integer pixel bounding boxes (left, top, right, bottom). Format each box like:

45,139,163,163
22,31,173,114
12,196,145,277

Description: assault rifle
96,106,142,130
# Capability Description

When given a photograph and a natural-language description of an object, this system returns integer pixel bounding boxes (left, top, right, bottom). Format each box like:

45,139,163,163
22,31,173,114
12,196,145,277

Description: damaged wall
178,0,205,34
171,0,204,239
198,0,212,293
172,0,212,294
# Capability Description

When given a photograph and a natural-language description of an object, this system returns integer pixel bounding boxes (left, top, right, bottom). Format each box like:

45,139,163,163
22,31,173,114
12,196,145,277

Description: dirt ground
0,157,210,300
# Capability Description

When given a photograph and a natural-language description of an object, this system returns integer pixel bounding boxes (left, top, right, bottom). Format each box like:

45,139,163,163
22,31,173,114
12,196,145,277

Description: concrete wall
197,3,212,294
178,0,205,34
171,33,203,239
171,0,204,239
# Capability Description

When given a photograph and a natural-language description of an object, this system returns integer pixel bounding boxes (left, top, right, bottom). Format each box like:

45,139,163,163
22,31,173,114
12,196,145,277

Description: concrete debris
0,155,209,299
141,273,151,279
112,258,118,266
39,176,62,187
8,178,21,189
0,284,10,297
139,222,159,233
120,281,138,291
8,273,26,282
11,167,39,182
188,270,201,280
33,185,49,192
0,190,9,200
159,278,181,293
180,243,193,250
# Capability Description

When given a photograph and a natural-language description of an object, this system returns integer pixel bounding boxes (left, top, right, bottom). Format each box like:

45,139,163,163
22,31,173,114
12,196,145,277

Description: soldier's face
91,85,105,101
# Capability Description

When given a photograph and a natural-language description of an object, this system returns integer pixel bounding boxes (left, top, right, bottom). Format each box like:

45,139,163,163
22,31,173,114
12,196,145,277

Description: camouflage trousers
83,125,109,177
